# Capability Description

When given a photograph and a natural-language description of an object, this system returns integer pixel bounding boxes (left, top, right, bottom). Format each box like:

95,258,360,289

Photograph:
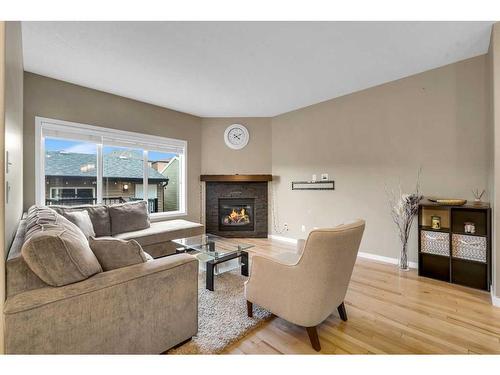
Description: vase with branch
386,170,423,271
472,188,485,204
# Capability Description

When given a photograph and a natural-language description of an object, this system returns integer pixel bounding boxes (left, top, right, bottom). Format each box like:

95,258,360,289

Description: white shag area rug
168,270,271,354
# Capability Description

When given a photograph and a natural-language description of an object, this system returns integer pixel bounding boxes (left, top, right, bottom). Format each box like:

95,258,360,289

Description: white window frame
36,116,188,219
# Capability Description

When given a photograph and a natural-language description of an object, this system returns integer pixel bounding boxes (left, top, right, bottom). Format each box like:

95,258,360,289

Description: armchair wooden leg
306,326,321,352
247,301,253,318
337,302,348,321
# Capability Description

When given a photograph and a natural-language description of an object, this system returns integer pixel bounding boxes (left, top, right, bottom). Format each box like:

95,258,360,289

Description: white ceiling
22,21,494,117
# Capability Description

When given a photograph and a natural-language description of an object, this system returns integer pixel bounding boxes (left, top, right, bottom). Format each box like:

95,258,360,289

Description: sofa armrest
4,254,196,314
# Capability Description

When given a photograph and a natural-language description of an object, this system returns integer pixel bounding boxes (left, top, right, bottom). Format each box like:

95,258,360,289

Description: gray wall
489,23,500,300
201,117,272,174
271,55,491,264
4,22,23,250
0,20,5,356
23,72,202,223
1,20,24,355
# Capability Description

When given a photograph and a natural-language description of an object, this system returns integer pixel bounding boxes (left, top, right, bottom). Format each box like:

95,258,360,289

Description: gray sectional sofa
3,202,204,354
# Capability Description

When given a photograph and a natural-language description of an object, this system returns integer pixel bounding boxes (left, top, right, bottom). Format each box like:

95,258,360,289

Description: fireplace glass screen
219,198,255,231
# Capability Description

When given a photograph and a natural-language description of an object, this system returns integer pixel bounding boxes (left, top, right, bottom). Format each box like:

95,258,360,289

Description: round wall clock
224,124,249,150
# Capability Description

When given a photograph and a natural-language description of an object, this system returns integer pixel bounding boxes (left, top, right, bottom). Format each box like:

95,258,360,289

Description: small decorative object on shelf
311,174,317,182
472,188,485,204
431,216,441,230
464,222,475,234
385,168,423,271
321,173,329,181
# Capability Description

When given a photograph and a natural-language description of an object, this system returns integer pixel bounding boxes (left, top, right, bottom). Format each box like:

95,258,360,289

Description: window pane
148,151,180,214
76,188,94,198
45,138,97,206
103,146,144,206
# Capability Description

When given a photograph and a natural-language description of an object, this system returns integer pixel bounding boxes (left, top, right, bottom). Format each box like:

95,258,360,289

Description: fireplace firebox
219,198,255,232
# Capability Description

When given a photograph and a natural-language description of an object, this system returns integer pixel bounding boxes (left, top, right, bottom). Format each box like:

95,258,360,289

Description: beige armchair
245,220,365,351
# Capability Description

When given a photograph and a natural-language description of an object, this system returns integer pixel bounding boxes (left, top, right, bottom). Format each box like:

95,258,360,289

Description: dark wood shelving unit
418,199,491,291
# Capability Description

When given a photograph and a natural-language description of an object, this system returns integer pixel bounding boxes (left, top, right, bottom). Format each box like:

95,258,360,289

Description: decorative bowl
428,198,467,206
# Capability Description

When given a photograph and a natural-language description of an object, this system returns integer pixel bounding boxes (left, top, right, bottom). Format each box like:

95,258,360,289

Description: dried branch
385,168,423,268
472,188,485,201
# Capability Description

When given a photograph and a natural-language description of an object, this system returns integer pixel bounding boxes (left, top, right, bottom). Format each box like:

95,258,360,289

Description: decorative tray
427,198,467,206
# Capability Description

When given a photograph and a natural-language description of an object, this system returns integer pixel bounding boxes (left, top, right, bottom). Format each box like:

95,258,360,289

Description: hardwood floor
223,238,500,354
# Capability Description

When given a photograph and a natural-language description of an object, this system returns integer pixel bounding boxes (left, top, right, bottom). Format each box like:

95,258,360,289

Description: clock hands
225,125,248,149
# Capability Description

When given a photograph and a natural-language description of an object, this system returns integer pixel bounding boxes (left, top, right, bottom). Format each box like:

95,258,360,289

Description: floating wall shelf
291,180,335,190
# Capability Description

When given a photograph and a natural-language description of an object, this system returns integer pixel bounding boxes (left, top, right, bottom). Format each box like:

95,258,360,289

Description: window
37,117,187,217
148,151,181,214
44,138,98,206
102,145,145,207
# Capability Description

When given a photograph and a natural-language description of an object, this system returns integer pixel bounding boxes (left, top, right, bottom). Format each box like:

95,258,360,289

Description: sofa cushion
64,210,96,239
141,242,178,258
108,200,150,235
113,219,204,247
6,256,48,297
21,213,102,287
50,205,111,237
89,237,150,271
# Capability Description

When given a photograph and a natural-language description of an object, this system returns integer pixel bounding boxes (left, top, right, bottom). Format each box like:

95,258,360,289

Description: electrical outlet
283,223,289,231
301,225,306,232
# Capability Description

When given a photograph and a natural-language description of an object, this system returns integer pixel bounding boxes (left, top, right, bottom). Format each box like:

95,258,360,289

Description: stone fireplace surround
202,175,272,238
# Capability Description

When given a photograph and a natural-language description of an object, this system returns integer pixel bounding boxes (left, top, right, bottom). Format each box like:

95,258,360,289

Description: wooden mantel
200,174,273,182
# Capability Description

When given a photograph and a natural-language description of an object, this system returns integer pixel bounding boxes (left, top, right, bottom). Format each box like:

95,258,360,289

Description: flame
224,207,250,224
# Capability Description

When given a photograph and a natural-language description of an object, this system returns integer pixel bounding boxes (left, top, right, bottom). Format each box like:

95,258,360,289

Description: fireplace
203,176,271,238
219,198,255,232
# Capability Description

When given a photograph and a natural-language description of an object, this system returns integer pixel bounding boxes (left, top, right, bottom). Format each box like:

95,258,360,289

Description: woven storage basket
420,231,449,256
452,234,486,263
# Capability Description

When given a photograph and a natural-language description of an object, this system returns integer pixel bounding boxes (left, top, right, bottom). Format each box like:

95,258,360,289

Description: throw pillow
64,210,96,239
21,213,102,286
88,237,150,271
50,205,112,237
108,200,150,235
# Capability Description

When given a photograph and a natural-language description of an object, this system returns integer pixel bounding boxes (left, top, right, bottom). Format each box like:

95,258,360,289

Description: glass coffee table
172,234,254,291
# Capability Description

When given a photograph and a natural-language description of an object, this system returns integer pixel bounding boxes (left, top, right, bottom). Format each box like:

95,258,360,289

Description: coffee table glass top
172,233,254,259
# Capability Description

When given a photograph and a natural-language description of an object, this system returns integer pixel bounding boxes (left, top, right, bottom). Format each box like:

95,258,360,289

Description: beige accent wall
489,23,500,300
201,117,272,174
271,55,491,264
0,20,6,355
4,22,23,249
23,73,202,223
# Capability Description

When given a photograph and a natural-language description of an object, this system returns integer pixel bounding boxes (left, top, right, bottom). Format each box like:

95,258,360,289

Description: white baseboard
268,234,298,244
491,291,500,307
358,251,418,269
268,234,418,269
